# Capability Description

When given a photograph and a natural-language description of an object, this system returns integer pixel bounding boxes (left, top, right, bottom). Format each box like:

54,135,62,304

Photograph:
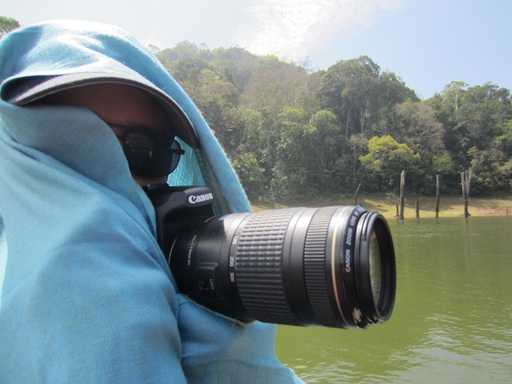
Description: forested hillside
2,17,510,203
165,44,506,202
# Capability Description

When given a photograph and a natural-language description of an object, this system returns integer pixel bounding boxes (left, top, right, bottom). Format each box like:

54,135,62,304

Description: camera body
144,184,216,257
144,183,252,320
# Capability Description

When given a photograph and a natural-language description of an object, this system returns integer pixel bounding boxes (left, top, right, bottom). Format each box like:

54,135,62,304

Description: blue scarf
0,20,302,383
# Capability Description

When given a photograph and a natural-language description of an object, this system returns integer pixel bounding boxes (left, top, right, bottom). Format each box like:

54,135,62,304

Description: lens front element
369,230,382,307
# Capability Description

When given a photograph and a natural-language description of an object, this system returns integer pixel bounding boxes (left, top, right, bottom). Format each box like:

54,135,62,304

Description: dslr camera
144,183,396,329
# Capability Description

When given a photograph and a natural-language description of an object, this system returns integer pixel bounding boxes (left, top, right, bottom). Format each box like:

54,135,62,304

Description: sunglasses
116,129,185,178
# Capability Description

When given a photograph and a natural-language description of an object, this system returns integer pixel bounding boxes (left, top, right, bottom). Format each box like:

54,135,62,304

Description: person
0,20,304,383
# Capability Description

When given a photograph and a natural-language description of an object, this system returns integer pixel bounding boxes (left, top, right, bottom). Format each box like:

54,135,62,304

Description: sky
2,0,511,99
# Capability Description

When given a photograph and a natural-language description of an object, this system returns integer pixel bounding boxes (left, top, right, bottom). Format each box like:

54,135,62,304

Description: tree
209,47,261,91
441,81,467,112
319,56,418,141
308,110,340,173
270,107,334,200
393,100,445,164
348,134,369,184
0,16,20,39
241,60,310,118
359,135,422,192
428,81,512,193
192,69,239,131
374,71,418,137
157,41,213,89
319,56,381,138
231,152,265,200
222,107,269,199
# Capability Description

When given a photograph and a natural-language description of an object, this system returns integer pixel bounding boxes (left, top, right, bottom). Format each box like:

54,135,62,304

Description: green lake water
276,216,512,383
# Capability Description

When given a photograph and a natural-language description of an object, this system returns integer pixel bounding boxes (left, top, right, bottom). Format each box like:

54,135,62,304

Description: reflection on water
276,217,512,383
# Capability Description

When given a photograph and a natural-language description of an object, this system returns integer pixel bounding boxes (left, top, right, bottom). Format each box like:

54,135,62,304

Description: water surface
276,216,512,383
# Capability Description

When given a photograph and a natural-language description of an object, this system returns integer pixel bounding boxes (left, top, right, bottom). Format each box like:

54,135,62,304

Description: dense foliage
2,15,510,201
0,16,20,39
156,43,511,202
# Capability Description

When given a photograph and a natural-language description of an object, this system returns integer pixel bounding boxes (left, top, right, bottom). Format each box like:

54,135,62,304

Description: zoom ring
235,209,299,325
304,207,341,327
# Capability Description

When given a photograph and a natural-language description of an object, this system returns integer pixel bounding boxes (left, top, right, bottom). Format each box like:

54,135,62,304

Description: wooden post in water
399,170,405,220
461,169,472,218
435,174,440,219
461,172,467,218
415,199,420,219
354,183,361,205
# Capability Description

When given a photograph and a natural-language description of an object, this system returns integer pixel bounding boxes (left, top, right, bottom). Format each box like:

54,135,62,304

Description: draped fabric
0,20,303,383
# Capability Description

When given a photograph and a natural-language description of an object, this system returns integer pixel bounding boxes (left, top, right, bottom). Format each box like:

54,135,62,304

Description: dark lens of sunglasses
122,132,183,178
169,140,183,172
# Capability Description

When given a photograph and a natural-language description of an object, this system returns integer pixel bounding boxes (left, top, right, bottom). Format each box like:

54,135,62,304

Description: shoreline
359,195,512,220
252,194,512,220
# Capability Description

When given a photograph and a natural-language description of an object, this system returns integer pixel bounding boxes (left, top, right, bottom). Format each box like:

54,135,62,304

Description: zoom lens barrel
169,205,396,329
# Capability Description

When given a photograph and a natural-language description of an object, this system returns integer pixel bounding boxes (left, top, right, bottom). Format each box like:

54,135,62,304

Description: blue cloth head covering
0,20,302,383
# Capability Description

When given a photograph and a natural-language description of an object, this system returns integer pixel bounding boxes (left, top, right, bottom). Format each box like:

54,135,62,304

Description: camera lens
169,205,396,329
